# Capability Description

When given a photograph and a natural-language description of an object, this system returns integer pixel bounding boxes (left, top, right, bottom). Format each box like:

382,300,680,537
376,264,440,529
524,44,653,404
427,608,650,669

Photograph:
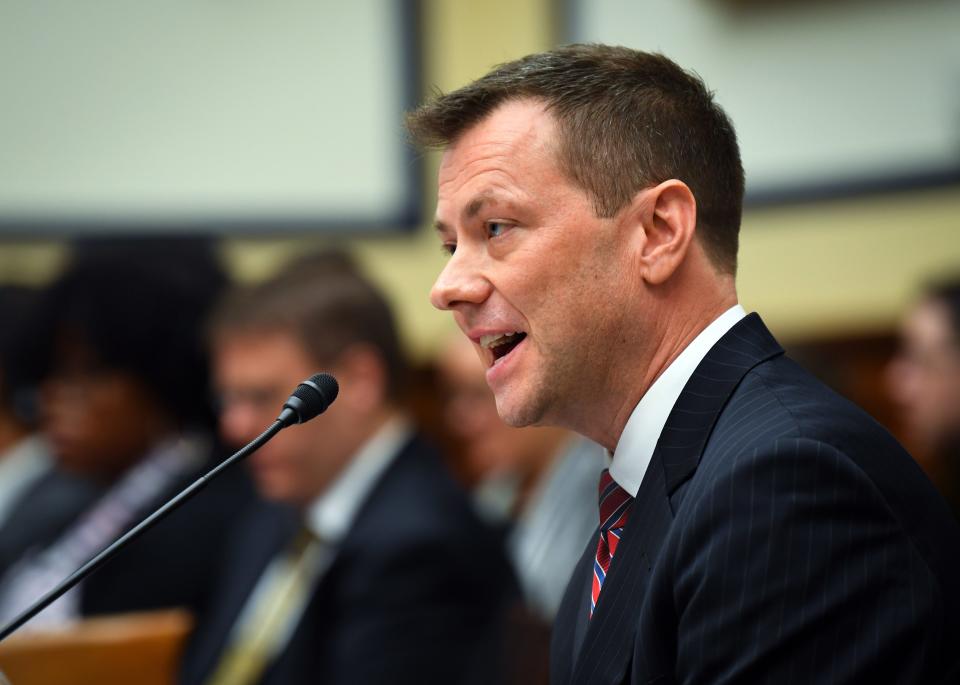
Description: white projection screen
0,0,421,236
568,0,960,204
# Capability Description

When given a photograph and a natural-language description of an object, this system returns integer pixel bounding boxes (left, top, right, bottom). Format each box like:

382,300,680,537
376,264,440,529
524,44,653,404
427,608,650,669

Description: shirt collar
306,415,412,543
609,304,746,496
0,435,51,524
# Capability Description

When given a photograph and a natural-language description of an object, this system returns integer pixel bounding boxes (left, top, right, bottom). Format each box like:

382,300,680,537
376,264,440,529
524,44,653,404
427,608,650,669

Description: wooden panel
0,609,192,685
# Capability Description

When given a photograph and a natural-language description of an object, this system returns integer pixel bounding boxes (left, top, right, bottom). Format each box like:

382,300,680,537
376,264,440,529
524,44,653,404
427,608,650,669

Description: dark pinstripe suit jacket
551,313,960,685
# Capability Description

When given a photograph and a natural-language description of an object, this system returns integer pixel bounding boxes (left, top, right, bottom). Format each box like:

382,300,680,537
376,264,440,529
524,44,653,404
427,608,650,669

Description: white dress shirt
610,304,747,496
306,415,412,543
223,416,412,656
0,435,51,527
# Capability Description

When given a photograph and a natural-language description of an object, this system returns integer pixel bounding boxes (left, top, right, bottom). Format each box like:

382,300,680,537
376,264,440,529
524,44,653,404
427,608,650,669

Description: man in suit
180,252,517,685
407,44,960,683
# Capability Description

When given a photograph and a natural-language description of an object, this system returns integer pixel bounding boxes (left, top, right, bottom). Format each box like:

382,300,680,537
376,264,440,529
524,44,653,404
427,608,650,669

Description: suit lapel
287,435,421,626
568,313,783,684
186,503,298,685
657,313,783,497
551,533,596,682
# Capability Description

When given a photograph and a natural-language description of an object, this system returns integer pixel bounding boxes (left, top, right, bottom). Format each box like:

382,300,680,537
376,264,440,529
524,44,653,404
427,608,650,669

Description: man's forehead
445,98,556,161
216,329,313,372
434,100,559,227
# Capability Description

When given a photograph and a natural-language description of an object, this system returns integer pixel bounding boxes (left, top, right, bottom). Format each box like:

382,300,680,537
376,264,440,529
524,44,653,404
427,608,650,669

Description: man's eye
487,221,507,238
441,242,457,256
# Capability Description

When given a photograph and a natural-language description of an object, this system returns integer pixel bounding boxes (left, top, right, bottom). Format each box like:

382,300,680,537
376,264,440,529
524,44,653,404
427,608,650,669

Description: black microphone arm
0,373,338,643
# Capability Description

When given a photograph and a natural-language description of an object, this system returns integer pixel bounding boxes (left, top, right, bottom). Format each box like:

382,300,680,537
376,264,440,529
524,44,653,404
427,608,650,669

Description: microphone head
277,373,339,427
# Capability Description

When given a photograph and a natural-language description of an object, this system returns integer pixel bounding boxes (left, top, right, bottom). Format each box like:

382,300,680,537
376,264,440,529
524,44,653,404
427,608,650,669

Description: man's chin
255,478,301,505
494,392,544,429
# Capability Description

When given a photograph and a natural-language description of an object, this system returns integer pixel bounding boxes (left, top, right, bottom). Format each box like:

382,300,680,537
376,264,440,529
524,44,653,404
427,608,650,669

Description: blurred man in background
437,333,601,622
886,276,960,518
180,252,516,685
0,241,253,628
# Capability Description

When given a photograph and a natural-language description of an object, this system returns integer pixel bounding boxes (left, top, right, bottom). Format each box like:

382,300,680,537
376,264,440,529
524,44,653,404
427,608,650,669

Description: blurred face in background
886,297,960,457
41,339,171,480
213,328,355,508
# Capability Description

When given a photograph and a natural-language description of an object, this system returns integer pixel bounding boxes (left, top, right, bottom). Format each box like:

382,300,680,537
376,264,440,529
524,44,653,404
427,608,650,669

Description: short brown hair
209,250,406,401
406,44,744,274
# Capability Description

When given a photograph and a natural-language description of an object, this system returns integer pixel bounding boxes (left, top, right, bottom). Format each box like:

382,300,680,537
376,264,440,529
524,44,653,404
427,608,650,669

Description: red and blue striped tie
591,468,633,618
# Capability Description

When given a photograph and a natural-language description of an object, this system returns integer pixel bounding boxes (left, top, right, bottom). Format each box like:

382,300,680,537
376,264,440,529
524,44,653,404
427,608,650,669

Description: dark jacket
552,313,960,685
180,434,518,685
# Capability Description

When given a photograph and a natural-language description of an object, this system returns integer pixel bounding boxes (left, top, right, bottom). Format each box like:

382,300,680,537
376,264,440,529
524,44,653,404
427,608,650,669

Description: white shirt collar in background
0,435,51,527
306,415,411,542
610,304,747,496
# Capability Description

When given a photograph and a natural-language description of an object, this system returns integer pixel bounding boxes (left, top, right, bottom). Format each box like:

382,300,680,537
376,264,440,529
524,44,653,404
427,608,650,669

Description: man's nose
430,249,491,311
219,403,260,447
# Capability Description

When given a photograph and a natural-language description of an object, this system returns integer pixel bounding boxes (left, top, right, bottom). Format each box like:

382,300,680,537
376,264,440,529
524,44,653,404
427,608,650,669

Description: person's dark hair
36,239,227,428
0,286,44,424
926,276,960,345
209,250,407,402
406,44,744,274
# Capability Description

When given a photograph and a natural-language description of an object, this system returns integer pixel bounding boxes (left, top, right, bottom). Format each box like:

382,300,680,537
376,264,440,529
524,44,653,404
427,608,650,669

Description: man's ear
624,180,697,286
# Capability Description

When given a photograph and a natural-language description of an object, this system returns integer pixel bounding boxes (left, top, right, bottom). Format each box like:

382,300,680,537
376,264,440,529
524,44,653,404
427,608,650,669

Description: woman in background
0,240,255,628
886,277,960,518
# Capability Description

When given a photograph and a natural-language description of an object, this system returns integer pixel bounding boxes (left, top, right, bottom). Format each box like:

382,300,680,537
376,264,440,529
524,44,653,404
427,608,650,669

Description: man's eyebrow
465,195,490,219
434,193,501,235
433,194,493,233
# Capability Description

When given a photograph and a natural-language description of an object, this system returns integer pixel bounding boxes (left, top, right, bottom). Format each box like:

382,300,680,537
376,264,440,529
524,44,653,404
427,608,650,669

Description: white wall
0,0,415,232
571,0,960,199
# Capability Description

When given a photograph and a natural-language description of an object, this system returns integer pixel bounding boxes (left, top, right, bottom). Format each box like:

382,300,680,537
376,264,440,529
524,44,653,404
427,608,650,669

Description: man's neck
294,406,402,514
586,289,738,452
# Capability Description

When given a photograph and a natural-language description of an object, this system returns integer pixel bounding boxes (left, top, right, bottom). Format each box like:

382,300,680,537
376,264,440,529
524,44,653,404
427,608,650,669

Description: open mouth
480,331,527,364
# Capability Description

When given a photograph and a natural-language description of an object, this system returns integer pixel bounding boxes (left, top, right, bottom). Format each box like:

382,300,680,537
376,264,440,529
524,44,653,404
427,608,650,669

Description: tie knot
597,469,632,532
290,525,320,557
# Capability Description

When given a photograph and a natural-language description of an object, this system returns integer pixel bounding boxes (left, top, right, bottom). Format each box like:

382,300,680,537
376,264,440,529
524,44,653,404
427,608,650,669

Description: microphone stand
0,420,284,642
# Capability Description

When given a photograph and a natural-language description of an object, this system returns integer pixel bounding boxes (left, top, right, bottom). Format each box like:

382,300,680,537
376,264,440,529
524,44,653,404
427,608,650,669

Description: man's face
213,330,351,507
431,99,634,430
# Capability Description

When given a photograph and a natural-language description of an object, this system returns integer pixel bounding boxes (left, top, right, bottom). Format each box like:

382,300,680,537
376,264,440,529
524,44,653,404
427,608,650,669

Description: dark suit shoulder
82,446,259,617
736,356,960,543
0,470,102,577
298,435,518,685
667,355,960,682
748,356,908,457
352,435,495,545
342,435,516,597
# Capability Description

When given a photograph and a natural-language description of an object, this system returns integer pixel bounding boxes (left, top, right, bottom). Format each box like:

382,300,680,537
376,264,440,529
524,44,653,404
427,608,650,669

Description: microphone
276,373,339,427
0,374,338,643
